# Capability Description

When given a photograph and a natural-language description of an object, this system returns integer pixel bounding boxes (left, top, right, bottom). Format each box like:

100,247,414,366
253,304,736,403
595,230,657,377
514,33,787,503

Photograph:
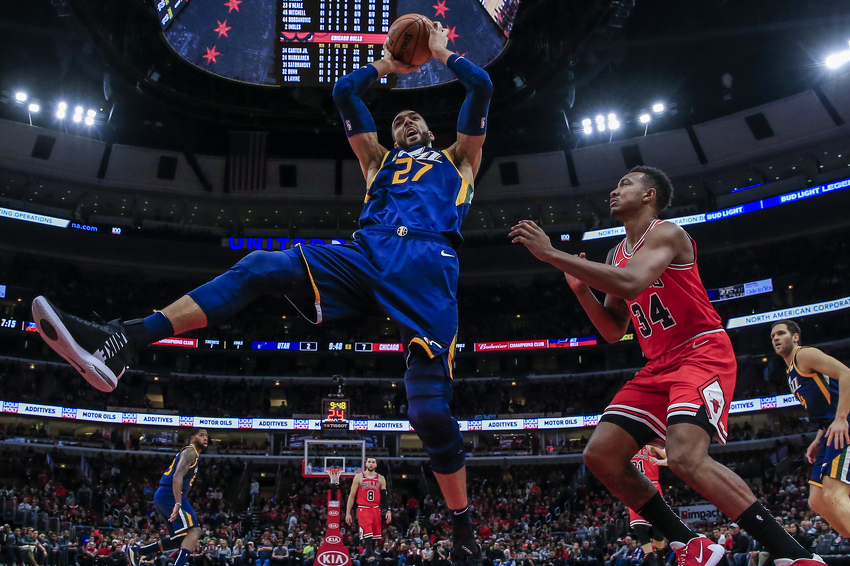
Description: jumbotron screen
157,0,520,88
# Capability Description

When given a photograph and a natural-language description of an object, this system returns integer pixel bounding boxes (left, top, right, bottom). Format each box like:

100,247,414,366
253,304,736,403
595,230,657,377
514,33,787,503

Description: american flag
227,131,268,192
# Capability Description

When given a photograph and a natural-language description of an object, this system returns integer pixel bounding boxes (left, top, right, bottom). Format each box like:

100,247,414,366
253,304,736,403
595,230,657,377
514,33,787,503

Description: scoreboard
277,0,396,86
160,0,513,88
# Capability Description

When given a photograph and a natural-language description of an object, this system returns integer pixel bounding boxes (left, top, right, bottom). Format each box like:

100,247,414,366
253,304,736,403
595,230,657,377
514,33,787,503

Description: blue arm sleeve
446,54,493,136
332,65,379,137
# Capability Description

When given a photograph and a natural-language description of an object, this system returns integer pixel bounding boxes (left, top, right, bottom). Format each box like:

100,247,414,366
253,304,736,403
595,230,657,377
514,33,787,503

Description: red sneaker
774,556,825,566
670,537,726,566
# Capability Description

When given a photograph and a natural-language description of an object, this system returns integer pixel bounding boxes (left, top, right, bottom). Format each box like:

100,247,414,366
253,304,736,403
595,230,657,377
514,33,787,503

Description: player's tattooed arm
796,347,850,449
168,447,196,521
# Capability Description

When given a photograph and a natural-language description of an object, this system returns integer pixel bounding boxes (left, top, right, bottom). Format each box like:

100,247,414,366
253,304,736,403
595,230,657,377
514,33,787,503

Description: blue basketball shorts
154,486,199,535
809,431,850,487
289,224,459,374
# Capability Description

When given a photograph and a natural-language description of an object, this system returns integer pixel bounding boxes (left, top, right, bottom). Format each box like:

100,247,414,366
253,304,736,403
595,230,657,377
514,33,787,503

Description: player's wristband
174,503,181,507
446,54,493,136
332,66,379,137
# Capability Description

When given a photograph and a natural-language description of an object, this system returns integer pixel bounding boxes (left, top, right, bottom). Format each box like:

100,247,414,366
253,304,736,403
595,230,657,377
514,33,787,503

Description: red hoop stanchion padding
316,491,352,566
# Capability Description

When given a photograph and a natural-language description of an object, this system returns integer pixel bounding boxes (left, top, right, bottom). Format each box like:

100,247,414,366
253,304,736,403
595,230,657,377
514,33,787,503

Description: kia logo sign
329,510,340,516
328,523,340,529
317,550,348,566
325,536,342,545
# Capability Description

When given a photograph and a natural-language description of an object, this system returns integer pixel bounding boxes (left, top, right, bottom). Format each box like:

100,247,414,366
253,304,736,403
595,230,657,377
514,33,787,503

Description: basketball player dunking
511,166,820,566
32,19,489,566
345,458,391,562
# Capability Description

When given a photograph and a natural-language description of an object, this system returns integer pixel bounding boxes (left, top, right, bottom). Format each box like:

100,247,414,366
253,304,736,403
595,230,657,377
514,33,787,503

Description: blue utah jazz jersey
159,445,199,494
787,346,841,427
360,145,472,247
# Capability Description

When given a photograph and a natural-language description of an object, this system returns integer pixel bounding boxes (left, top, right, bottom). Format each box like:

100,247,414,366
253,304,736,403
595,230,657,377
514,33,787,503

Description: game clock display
322,398,351,429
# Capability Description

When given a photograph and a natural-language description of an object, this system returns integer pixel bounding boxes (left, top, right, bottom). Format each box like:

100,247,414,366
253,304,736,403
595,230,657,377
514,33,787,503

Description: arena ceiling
0,0,849,160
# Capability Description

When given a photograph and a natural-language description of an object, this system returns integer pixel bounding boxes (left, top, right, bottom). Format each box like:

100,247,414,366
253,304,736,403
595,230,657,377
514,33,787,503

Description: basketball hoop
327,467,344,485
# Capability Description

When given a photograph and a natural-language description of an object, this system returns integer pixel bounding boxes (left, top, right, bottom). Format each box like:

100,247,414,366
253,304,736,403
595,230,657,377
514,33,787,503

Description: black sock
737,502,810,560
124,311,174,350
450,505,475,540
362,538,373,559
635,492,695,544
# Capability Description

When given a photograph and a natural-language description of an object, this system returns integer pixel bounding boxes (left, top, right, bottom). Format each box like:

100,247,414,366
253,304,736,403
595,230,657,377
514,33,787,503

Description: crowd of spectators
0,436,842,566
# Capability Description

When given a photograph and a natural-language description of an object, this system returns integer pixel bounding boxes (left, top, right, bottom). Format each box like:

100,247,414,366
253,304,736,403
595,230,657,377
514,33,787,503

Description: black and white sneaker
450,539,482,566
31,296,134,392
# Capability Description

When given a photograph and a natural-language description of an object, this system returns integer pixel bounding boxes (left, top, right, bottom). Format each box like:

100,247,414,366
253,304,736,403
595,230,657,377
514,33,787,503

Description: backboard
302,439,365,480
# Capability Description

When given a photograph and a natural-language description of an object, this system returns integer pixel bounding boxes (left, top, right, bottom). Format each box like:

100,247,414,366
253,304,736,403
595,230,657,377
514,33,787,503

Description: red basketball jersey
356,473,381,508
612,219,722,360
630,445,660,483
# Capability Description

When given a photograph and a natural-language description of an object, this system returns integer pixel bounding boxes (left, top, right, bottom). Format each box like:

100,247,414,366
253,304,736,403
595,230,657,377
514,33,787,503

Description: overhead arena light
84,116,94,126
86,109,96,118
28,103,39,113
640,114,651,124
72,113,82,123
607,113,619,129
581,118,592,134
826,50,850,69
74,106,83,116
595,115,605,131
15,92,27,103
652,103,664,113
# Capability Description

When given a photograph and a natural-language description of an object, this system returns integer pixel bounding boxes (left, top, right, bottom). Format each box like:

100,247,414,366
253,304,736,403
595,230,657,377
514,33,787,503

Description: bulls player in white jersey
346,458,391,562
511,166,820,566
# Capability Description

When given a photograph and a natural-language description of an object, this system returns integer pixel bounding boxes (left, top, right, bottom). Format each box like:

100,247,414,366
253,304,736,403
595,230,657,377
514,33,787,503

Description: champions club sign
0,394,799,431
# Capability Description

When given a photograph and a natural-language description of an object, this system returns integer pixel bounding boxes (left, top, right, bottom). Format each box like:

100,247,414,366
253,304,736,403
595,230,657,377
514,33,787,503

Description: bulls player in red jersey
629,446,667,566
511,166,820,566
345,458,391,563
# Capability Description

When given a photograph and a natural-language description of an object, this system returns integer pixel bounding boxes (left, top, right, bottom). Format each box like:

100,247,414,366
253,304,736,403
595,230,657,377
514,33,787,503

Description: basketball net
327,467,344,486
315,479,352,566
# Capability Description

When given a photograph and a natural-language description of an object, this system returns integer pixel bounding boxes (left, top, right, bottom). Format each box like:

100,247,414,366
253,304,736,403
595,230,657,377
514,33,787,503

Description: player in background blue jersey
127,429,208,566
771,320,850,536
32,19,490,566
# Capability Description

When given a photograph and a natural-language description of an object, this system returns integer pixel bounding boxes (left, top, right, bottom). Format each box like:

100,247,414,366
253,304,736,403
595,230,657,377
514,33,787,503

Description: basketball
386,14,433,67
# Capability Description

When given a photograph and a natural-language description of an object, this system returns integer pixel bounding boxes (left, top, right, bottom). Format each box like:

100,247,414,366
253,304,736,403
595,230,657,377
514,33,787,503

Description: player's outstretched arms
796,347,850,449
332,46,419,184
510,219,687,301
430,21,493,183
